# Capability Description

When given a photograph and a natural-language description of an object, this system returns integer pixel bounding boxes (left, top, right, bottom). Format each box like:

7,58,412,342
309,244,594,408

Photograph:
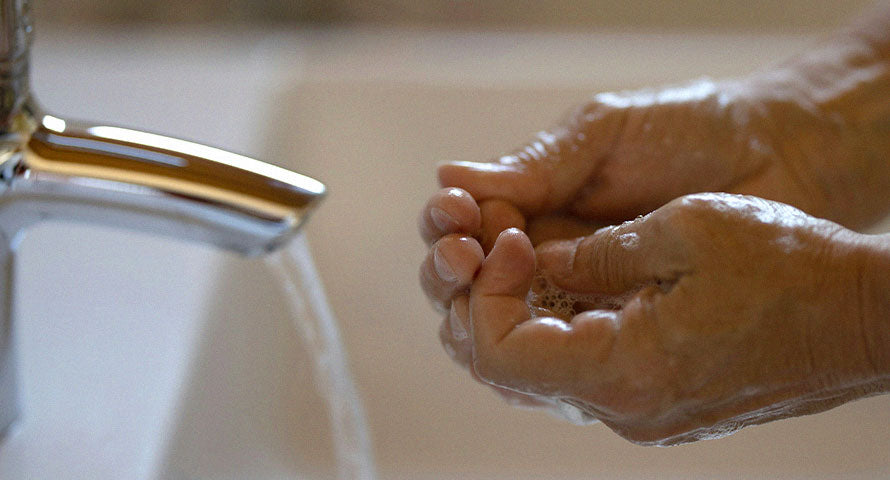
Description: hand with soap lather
419,7,890,444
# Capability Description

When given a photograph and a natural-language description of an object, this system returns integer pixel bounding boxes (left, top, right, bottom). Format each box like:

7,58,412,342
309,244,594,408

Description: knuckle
659,193,728,233
587,91,630,117
571,93,630,148
584,233,620,288
580,94,627,130
580,225,636,290
669,192,788,230
674,193,720,216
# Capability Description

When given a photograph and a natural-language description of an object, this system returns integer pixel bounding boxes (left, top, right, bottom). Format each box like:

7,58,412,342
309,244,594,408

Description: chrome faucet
0,0,326,435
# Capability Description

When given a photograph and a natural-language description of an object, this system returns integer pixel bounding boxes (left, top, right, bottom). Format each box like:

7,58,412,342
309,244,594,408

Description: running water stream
266,234,376,480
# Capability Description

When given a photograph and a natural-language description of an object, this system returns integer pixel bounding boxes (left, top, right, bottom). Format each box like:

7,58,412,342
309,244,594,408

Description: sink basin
1,26,889,480
0,28,341,480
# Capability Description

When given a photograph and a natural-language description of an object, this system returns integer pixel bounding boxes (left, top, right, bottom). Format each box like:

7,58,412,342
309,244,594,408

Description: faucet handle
0,0,30,62
0,0,31,129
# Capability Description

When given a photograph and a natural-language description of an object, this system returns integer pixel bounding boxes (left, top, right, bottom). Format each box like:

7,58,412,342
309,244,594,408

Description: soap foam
526,272,626,320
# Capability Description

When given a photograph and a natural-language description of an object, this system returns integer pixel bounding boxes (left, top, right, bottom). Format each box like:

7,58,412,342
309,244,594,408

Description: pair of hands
419,75,889,445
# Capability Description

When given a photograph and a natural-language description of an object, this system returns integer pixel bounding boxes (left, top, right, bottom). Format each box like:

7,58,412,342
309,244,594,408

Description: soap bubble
526,271,626,320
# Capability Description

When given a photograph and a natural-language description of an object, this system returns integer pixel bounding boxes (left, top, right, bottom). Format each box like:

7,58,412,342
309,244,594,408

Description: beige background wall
38,0,875,30
14,0,890,478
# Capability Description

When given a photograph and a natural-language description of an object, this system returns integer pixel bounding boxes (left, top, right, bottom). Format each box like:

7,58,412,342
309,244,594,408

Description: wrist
742,32,890,228
756,28,889,119
845,232,890,379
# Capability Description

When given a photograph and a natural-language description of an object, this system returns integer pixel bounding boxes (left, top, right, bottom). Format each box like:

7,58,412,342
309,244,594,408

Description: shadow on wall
35,0,871,31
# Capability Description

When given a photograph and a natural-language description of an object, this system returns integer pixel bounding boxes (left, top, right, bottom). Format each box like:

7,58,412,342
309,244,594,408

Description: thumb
438,108,617,215
536,217,688,296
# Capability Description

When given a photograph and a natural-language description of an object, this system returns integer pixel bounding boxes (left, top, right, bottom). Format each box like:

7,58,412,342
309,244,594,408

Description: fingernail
450,296,469,340
433,245,458,282
495,227,523,243
449,311,467,340
430,207,458,232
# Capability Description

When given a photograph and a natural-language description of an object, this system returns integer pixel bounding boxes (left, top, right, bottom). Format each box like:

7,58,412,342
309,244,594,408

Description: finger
439,299,472,366
535,216,688,296
469,228,578,392
478,199,526,254
439,298,552,409
447,295,555,408
437,123,601,215
419,187,482,245
470,229,617,350
469,228,667,395
448,294,470,342
526,214,606,246
420,235,485,312
567,310,620,364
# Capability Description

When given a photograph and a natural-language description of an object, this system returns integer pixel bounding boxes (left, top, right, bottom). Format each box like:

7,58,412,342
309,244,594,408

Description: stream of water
266,233,376,480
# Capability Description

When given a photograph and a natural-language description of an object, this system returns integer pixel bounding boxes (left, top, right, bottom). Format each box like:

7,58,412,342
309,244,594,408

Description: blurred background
3,1,889,479
34,0,874,30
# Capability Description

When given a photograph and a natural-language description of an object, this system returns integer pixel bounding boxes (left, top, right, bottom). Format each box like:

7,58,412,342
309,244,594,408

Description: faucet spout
1,103,325,255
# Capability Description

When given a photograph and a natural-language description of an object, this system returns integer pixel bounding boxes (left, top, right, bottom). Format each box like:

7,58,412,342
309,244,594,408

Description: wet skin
419,8,890,445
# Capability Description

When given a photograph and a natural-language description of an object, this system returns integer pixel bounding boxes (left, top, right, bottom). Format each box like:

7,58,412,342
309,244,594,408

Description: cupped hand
465,193,884,445
421,75,890,435
438,76,888,236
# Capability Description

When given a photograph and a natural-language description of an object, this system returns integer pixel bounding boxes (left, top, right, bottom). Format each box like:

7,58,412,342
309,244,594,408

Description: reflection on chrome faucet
11,110,325,254
0,0,325,435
